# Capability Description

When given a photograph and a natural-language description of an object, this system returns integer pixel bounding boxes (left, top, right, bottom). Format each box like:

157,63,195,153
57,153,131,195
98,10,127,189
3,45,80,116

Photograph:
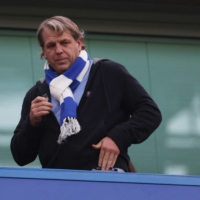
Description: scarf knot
44,50,90,144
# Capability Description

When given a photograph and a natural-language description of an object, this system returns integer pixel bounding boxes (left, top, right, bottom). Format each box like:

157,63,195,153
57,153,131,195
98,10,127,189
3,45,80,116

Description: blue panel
0,167,200,200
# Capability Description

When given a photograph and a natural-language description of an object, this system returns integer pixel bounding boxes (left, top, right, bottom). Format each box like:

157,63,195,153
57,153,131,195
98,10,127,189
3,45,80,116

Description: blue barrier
0,167,200,200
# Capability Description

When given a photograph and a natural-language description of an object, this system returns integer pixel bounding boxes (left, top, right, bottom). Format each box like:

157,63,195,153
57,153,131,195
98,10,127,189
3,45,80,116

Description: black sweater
11,59,162,171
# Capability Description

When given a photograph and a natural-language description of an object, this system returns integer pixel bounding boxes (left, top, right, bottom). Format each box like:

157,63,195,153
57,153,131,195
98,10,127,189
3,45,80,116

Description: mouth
55,58,67,62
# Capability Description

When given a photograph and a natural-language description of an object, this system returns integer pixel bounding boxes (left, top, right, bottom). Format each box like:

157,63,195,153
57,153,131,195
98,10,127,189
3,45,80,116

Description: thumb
92,140,102,149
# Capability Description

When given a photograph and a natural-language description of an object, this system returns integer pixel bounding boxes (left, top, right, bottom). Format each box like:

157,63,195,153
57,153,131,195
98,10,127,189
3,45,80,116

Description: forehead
42,27,74,43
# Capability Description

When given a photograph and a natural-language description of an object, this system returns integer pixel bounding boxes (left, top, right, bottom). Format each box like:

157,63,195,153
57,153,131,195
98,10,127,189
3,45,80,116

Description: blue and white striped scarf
44,50,90,144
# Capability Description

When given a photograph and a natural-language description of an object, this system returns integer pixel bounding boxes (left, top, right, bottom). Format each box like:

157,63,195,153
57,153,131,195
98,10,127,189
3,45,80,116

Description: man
10,16,162,172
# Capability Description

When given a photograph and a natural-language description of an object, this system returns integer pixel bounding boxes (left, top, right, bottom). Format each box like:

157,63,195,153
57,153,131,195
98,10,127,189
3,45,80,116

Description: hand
92,137,120,170
29,96,53,126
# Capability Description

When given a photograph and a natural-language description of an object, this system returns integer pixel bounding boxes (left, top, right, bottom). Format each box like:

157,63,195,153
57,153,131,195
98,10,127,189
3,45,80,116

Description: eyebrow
45,38,71,45
60,39,71,43
45,41,55,47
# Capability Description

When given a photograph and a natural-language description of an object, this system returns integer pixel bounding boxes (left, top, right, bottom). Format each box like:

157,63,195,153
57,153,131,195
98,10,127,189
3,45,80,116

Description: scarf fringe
57,117,81,144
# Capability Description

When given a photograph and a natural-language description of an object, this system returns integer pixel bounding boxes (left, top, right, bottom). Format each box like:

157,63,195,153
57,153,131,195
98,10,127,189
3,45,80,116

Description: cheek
47,52,54,59
45,54,54,64
70,48,80,59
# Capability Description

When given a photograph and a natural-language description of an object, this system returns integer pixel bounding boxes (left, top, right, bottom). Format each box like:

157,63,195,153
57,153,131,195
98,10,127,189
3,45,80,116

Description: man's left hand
92,137,120,170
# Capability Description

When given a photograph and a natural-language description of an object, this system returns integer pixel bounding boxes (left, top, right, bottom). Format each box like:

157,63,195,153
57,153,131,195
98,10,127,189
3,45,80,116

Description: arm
93,60,162,170
10,87,52,166
107,69,162,152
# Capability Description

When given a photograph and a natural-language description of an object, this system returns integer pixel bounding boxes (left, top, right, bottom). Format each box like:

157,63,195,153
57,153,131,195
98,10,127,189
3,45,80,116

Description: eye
62,41,70,46
46,43,55,48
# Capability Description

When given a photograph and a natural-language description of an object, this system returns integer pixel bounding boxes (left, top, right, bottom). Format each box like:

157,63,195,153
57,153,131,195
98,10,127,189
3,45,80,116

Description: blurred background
0,0,200,175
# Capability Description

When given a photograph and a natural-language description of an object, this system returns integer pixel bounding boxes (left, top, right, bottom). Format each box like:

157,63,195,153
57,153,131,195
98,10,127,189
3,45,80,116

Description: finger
111,153,118,169
33,101,53,109
30,107,52,126
30,109,49,120
36,104,53,112
98,148,105,168
31,100,53,112
30,103,52,122
92,141,102,149
105,152,115,170
32,96,48,103
33,110,51,117
32,98,53,110
31,105,52,117
101,151,110,170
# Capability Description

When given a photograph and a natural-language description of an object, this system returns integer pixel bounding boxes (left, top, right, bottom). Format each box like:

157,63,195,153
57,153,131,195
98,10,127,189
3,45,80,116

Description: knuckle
104,156,109,161
116,149,120,154
108,160,113,165
101,145,107,151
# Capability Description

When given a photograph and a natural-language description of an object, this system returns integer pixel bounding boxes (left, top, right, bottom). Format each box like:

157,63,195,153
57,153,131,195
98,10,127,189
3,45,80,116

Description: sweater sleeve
10,86,44,166
106,62,162,152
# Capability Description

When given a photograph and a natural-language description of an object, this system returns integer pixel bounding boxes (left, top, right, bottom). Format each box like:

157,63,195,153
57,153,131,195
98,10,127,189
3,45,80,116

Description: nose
55,44,63,54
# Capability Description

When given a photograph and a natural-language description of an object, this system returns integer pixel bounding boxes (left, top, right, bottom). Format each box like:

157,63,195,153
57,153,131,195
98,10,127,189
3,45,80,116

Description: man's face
42,27,82,74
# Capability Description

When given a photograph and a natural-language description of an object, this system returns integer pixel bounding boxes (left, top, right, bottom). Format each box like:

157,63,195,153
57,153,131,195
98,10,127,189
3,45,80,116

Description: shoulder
91,59,133,88
93,59,130,75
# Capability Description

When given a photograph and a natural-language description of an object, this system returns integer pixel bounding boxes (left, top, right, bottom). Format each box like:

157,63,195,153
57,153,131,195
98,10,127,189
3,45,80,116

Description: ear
41,48,46,59
77,39,82,51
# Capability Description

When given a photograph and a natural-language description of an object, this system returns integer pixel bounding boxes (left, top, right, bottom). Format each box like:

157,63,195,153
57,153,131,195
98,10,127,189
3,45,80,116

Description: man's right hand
29,96,53,126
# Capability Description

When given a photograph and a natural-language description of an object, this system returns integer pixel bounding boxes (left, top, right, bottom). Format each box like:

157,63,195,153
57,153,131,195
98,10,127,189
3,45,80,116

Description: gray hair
37,16,86,57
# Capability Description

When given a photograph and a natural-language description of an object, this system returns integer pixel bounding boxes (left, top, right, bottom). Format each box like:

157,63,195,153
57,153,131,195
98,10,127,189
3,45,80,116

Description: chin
57,66,70,74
